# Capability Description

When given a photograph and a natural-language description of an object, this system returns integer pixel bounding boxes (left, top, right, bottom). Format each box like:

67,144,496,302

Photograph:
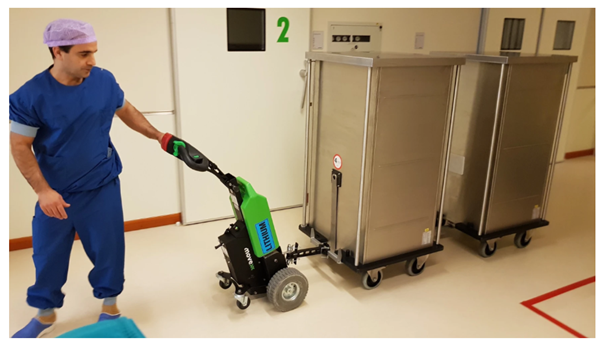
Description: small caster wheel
478,241,496,258
236,296,250,310
219,279,232,289
361,270,383,290
514,231,532,248
405,258,425,276
267,268,309,312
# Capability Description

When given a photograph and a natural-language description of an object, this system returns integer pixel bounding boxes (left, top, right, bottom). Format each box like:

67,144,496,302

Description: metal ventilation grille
553,20,576,50
501,18,525,51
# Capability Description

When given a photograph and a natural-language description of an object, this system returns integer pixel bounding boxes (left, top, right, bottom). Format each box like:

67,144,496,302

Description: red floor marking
521,276,595,338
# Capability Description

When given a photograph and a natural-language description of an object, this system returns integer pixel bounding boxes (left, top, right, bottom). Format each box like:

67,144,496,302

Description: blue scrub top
9,66,125,194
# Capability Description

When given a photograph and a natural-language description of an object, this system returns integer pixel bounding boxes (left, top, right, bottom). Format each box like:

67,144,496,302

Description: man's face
55,42,98,79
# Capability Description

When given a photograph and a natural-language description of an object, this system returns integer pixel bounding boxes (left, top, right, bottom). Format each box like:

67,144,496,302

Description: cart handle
161,133,210,172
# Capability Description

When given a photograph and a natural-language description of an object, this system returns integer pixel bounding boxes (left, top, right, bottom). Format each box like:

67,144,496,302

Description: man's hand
38,188,71,220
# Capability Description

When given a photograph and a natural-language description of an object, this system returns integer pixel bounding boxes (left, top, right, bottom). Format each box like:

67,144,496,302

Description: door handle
300,59,308,109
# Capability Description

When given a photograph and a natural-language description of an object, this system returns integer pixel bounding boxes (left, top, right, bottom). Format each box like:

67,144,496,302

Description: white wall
576,9,595,88
110,116,180,222
536,9,592,161
9,8,174,111
9,9,179,239
566,9,595,153
566,89,595,152
311,8,482,53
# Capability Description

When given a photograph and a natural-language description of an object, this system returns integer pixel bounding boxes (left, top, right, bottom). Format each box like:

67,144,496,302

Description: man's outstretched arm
115,100,164,143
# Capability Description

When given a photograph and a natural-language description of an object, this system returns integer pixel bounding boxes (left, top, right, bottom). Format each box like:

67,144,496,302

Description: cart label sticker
532,205,540,219
244,247,255,271
256,219,275,255
333,154,343,170
422,228,432,245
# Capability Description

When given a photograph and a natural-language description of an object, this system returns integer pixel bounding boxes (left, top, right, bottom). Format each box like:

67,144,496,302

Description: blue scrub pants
26,177,125,309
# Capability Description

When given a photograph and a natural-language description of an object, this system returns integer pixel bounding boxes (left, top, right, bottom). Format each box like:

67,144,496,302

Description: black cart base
299,224,444,289
449,219,549,258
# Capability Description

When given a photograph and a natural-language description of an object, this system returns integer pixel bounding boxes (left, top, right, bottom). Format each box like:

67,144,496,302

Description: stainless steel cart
438,53,577,257
297,52,465,289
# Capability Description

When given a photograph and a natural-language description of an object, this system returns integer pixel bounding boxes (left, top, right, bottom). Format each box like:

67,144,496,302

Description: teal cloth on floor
57,317,145,338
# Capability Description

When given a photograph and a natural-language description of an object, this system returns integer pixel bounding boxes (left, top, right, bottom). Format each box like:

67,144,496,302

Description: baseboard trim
9,237,34,252
124,213,181,233
565,149,594,159
9,213,182,252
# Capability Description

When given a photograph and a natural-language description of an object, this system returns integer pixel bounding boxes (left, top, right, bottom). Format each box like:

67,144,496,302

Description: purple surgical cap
43,19,96,47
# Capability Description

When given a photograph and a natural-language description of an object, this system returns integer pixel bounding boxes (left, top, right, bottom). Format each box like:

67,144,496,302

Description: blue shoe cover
98,312,121,322
12,318,54,338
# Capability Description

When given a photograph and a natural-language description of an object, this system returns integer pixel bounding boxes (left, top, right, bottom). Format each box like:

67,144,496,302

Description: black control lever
161,133,210,172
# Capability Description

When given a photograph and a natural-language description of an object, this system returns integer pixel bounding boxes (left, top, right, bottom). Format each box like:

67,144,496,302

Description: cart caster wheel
514,231,531,249
405,258,425,276
236,296,251,310
478,241,496,258
362,270,383,290
219,279,232,290
267,268,309,312
436,215,447,228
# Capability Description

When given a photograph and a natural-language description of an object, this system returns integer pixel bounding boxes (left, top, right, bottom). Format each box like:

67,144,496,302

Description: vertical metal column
476,9,490,54
301,60,312,228
437,65,462,244
479,64,507,236
354,67,373,267
541,63,573,219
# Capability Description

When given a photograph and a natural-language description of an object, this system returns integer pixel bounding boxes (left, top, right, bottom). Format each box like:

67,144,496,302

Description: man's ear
53,46,63,60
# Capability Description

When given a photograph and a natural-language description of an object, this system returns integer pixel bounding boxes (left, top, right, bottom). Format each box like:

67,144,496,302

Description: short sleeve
102,68,125,111
9,90,42,137
115,82,125,111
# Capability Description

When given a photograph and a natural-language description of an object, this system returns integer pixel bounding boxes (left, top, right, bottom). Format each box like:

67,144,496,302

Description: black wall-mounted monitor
227,8,266,52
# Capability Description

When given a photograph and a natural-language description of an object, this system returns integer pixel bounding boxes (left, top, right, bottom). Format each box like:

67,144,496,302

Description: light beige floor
9,156,595,338
535,282,595,338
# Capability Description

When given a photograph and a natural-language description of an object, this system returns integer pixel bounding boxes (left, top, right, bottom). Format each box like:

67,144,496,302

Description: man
10,19,164,338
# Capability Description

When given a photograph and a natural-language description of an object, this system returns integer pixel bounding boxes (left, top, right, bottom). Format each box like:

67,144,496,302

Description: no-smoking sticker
333,154,342,170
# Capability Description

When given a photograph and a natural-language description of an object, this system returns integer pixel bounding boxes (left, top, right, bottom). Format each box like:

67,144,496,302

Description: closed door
172,9,310,224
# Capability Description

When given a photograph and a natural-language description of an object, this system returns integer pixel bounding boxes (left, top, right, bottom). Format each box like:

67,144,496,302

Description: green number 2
277,17,289,43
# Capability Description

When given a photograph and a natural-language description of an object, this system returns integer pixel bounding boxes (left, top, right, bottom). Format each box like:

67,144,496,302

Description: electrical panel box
327,22,383,53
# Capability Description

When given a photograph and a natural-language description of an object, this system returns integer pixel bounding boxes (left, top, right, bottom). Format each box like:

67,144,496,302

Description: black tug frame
163,134,324,309
452,220,549,243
